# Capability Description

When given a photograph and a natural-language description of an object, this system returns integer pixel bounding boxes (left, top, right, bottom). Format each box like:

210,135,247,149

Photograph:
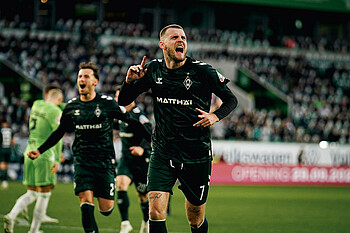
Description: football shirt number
110,183,115,196
199,185,205,201
30,118,37,130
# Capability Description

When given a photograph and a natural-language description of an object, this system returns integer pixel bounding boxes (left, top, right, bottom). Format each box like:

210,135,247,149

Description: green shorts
117,156,149,195
73,165,116,200
147,150,212,206
23,153,57,187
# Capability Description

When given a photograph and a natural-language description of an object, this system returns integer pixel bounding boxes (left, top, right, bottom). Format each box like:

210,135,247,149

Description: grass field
1,182,350,233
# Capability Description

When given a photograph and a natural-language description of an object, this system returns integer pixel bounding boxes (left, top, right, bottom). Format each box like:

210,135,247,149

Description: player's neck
80,91,97,102
46,98,60,106
164,56,186,69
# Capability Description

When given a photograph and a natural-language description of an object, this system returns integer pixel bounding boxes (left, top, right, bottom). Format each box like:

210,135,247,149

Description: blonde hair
47,89,63,106
47,89,63,99
159,24,184,41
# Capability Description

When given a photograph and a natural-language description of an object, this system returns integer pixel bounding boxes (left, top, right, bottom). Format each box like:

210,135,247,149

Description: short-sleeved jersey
24,100,63,162
61,94,128,168
117,106,152,161
119,57,237,163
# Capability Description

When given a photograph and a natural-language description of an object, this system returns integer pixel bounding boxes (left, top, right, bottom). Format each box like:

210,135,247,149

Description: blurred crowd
205,52,350,144
0,17,350,167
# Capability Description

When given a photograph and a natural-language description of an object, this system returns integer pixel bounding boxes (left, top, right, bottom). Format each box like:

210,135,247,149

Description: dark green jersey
38,93,140,168
119,57,238,163
117,106,152,161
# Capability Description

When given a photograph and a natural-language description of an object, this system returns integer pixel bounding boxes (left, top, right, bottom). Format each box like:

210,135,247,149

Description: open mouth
79,84,86,90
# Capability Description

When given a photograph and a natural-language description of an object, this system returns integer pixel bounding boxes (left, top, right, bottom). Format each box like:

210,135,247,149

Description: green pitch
1,182,350,233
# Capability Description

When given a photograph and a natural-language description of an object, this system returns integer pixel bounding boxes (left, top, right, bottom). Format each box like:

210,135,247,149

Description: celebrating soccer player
118,24,238,233
27,62,151,233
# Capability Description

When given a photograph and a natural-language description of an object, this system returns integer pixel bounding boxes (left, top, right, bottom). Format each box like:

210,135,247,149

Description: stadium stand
1,17,350,148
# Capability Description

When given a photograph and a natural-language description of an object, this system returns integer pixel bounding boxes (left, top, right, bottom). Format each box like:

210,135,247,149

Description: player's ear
93,77,99,86
159,41,165,49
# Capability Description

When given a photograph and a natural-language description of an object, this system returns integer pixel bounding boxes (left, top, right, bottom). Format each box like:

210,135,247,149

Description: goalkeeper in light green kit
4,86,64,233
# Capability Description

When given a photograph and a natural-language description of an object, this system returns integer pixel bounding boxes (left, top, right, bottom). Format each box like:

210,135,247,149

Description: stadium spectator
118,24,238,233
0,120,14,189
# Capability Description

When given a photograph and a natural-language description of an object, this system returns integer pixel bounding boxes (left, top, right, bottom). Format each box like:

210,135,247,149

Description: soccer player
4,87,64,233
114,86,152,233
27,62,151,233
118,24,238,233
0,120,14,190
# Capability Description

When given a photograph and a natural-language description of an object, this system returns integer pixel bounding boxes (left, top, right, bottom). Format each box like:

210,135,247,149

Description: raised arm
125,56,147,84
118,56,151,106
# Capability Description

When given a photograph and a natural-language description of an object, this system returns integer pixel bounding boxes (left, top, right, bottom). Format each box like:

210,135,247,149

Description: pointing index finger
140,56,146,68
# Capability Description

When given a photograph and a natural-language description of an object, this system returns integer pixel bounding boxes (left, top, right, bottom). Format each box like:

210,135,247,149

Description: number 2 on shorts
110,183,115,196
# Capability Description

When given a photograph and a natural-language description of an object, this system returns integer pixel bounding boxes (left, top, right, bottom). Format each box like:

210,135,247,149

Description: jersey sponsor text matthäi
62,94,127,168
130,57,235,163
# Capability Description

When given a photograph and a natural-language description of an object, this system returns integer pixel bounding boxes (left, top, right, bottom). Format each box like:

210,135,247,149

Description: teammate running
27,62,151,233
114,85,152,233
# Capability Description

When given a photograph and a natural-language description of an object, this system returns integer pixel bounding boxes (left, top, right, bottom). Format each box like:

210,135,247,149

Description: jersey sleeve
206,65,238,120
37,123,65,154
38,106,72,154
134,112,152,148
109,98,129,121
138,121,152,149
47,106,63,163
110,100,152,143
60,106,75,133
53,139,63,163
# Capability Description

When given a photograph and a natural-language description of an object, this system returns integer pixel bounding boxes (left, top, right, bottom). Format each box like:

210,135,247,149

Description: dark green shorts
73,165,116,200
117,156,149,195
0,148,11,162
147,151,212,206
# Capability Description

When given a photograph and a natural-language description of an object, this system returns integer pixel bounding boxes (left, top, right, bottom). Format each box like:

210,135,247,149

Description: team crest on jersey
183,73,193,90
94,104,101,117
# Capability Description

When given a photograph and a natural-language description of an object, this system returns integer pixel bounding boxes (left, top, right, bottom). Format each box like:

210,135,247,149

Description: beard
164,45,186,63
